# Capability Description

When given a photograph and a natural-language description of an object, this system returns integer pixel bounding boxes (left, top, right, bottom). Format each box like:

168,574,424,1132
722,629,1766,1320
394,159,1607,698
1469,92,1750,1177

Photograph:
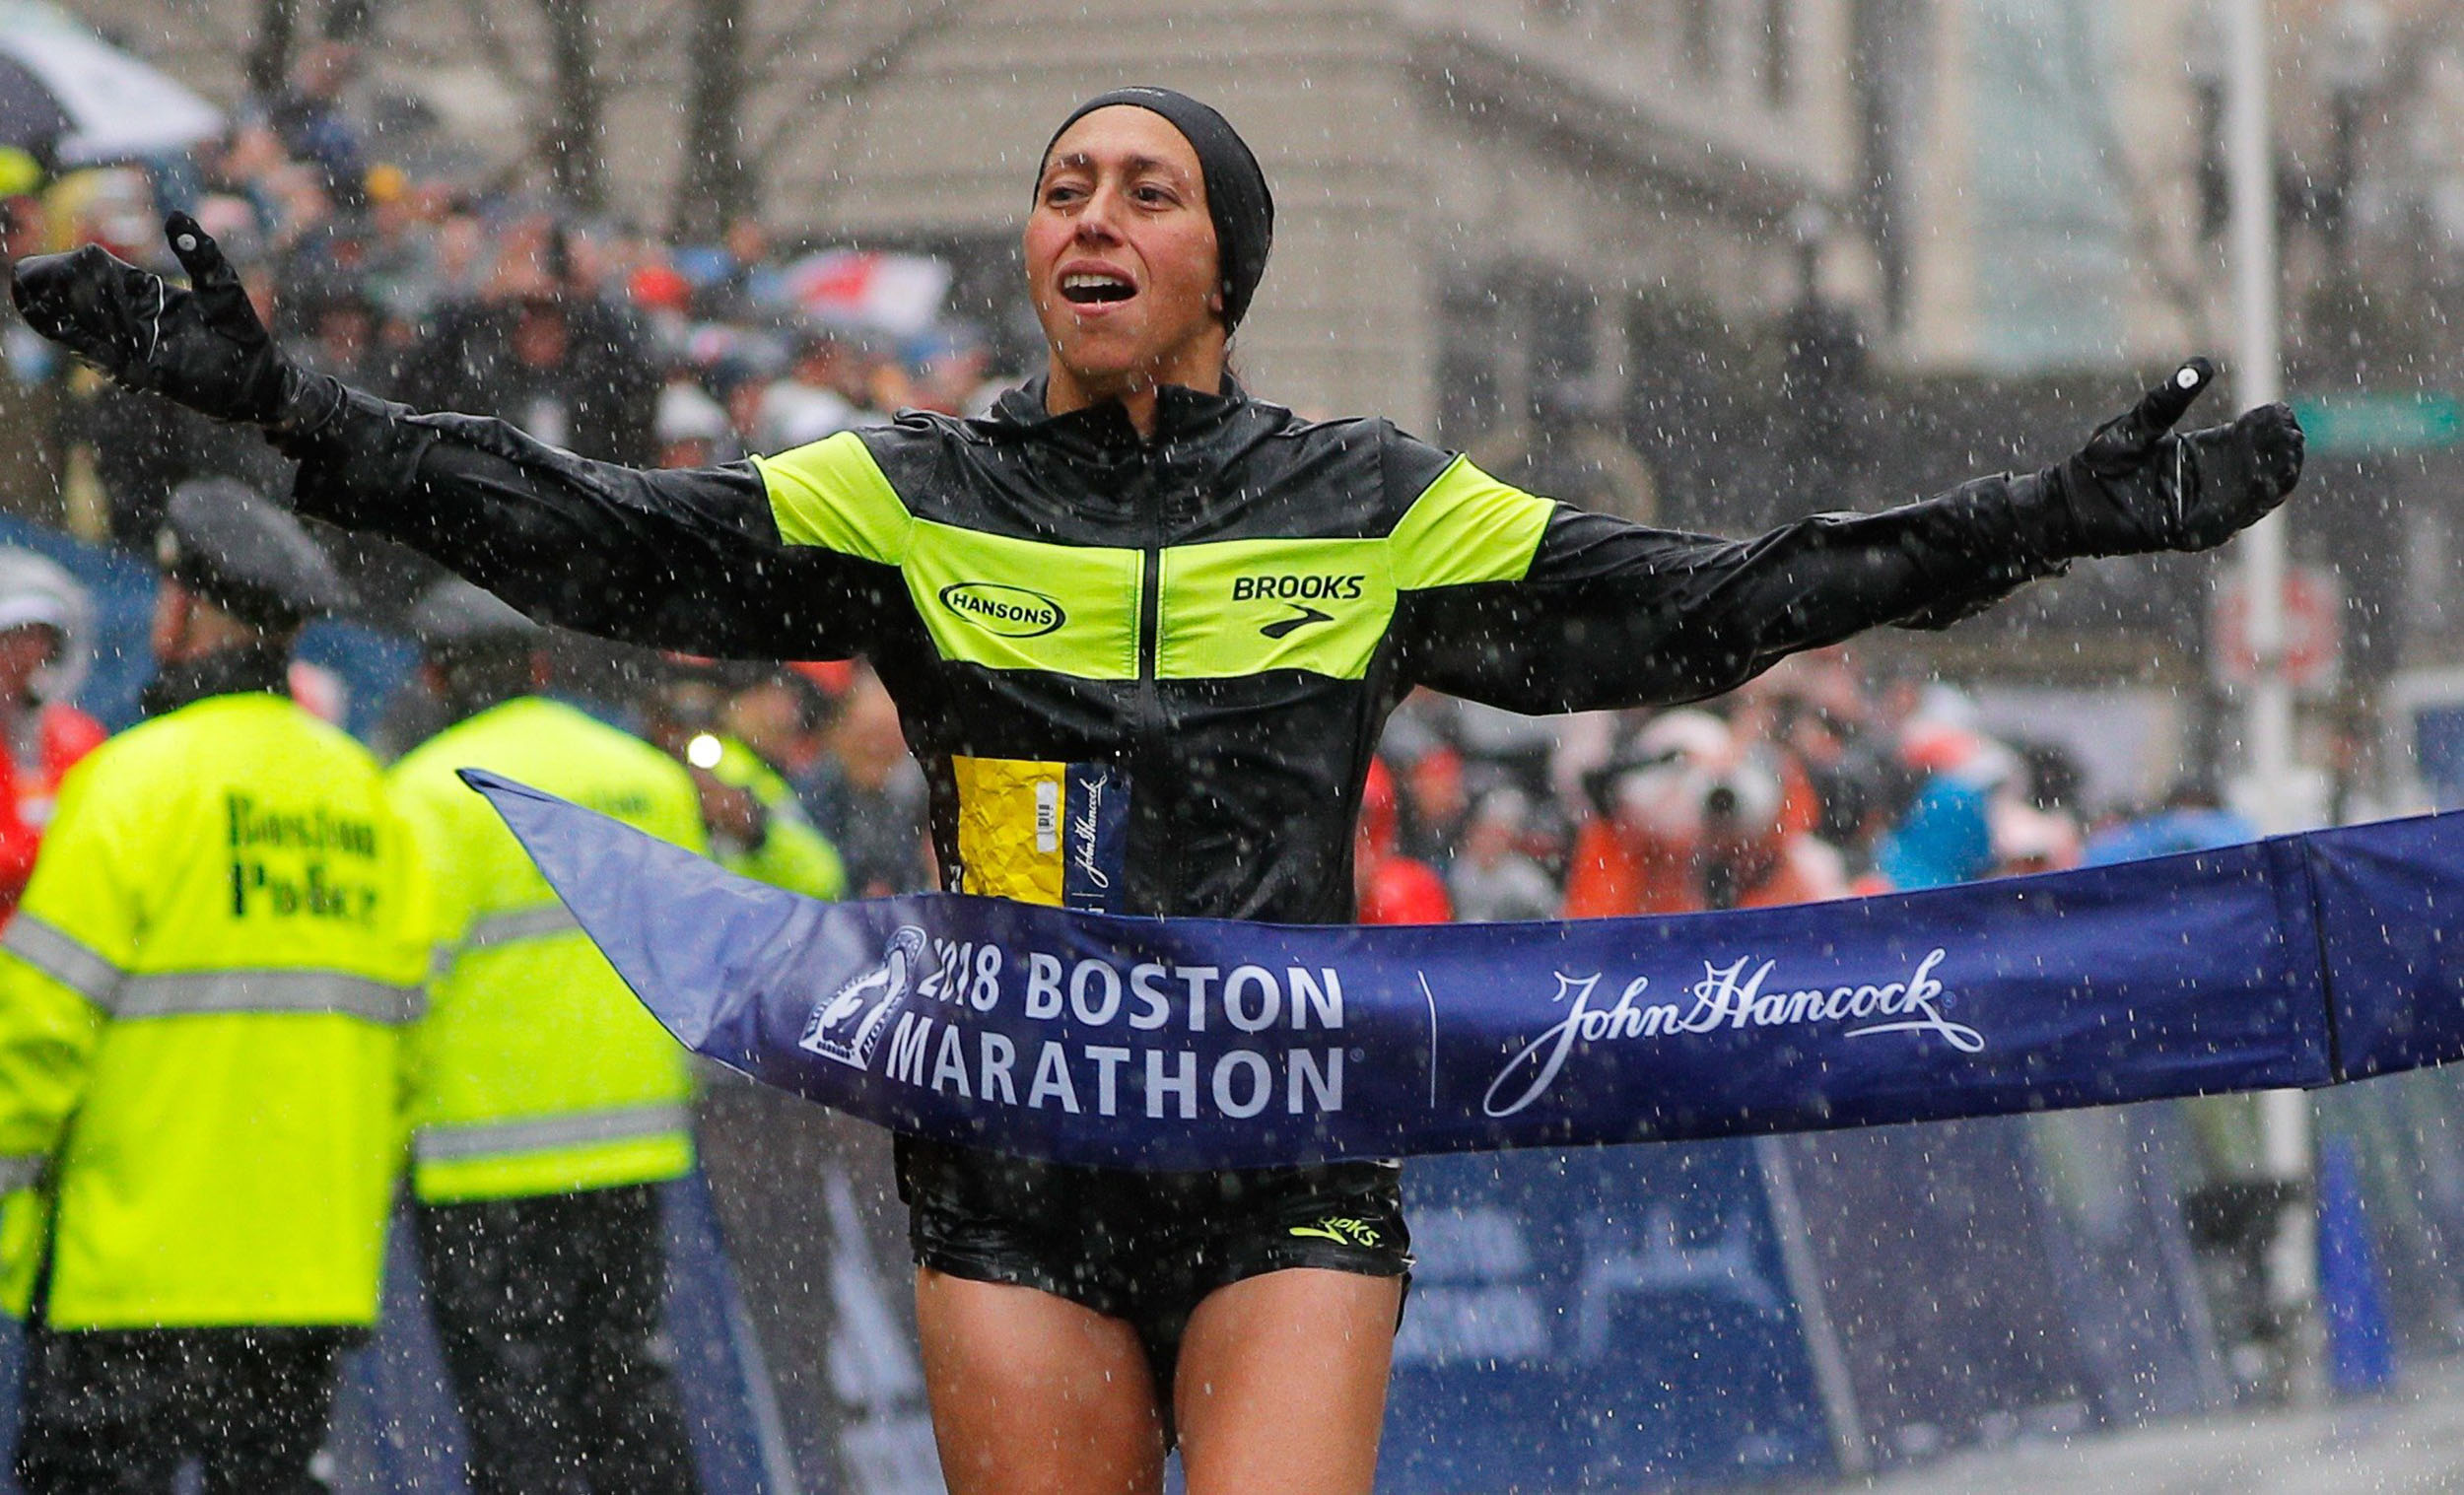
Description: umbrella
783,249,952,339
0,2,222,168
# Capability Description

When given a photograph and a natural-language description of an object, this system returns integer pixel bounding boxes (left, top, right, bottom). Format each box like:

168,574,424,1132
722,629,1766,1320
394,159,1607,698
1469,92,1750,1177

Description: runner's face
1027,106,1225,398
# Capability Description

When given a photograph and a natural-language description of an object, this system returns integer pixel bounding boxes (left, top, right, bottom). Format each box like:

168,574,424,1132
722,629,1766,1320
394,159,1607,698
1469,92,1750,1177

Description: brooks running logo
1261,604,1334,639
1231,574,1365,603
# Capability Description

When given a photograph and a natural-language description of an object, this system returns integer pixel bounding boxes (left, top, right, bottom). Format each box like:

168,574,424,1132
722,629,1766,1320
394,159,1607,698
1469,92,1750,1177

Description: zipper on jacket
1136,530,1163,681
1131,443,1175,909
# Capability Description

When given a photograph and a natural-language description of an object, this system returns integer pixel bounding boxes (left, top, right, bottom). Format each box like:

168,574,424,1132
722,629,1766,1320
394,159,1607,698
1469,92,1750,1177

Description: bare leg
1174,1268,1403,1495
914,1267,1167,1495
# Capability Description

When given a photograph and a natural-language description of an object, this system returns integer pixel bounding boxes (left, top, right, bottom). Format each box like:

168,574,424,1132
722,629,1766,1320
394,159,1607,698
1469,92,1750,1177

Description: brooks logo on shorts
1289,1215,1381,1248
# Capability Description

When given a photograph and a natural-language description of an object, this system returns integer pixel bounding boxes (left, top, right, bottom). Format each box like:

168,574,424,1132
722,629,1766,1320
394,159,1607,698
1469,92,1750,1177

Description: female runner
11,87,2300,1495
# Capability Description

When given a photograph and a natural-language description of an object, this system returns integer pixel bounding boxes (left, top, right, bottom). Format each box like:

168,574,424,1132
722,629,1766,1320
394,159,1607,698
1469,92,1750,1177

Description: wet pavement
1830,1356,2464,1494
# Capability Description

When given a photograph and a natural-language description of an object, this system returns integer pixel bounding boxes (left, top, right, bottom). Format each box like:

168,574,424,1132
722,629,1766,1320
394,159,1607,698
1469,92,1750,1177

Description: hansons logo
1482,949,1983,1118
939,582,1065,638
800,925,927,1069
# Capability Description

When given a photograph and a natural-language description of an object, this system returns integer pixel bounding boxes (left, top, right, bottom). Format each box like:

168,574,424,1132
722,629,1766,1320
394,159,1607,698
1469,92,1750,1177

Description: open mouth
1061,272,1135,306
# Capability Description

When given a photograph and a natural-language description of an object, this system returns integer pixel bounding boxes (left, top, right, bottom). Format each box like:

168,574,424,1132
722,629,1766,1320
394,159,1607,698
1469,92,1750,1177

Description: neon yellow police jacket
0,692,431,1327
389,696,712,1203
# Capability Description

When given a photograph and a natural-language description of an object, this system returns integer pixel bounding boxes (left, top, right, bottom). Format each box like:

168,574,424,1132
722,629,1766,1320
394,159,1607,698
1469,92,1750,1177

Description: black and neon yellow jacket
288,377,2079,925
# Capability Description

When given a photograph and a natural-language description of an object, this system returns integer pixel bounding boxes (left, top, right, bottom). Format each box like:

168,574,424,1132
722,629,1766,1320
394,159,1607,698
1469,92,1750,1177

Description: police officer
386,578,708,1495
0,477,431,1495
637,664,845,902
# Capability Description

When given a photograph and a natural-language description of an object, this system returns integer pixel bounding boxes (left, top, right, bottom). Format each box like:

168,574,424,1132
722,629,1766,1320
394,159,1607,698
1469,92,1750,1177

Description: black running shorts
896,1137,1411,1409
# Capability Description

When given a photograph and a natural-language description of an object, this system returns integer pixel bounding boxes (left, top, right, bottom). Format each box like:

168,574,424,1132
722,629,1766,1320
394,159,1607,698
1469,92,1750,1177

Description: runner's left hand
2058,358,2304,555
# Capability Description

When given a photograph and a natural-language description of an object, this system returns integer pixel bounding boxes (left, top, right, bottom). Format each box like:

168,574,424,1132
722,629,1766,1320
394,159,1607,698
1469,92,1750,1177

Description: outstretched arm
281,394,896,659
11,218,896,660
1395,361,2303,714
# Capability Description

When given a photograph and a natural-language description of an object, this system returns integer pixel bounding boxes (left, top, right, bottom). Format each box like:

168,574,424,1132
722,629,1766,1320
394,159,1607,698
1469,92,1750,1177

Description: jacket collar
138,640,293,719
986,374,1255,453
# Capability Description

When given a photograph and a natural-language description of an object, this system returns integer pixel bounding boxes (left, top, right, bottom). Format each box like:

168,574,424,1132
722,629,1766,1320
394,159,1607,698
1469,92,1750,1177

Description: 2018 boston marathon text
795,927,1981,1126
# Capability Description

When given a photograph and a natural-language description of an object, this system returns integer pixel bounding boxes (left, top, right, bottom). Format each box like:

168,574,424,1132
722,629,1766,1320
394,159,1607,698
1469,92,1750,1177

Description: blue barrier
2318,1135,2399,1396
1384,1142,1835,1491
1380,1116,2225,1489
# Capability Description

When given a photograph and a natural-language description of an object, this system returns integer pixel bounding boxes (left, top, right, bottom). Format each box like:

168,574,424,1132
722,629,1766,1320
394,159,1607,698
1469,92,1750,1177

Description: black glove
10,214,341,436
2056,358,2304,556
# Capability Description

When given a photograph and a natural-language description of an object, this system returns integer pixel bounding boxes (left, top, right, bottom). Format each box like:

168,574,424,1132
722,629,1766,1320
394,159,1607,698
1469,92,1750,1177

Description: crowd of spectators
0,41,1006,575
0,40,1009,883
0,39,2237,920
1360,646,2253,928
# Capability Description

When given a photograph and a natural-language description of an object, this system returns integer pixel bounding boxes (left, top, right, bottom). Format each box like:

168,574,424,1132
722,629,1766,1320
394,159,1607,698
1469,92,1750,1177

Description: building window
1761,0,1792,106
1680,0,1721,79
1436,282,1508,447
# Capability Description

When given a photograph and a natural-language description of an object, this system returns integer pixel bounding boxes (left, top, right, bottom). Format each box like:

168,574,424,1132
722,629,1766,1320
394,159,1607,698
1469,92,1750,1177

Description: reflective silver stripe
462,905,582,951
2,916,123,1006
112,971,423,1025
414,1103,693,1165
0,1153,41,1192
435,905,585,979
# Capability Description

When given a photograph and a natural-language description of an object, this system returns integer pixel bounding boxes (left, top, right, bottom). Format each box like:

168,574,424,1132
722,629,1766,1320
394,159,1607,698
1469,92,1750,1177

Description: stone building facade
78,0,1871,440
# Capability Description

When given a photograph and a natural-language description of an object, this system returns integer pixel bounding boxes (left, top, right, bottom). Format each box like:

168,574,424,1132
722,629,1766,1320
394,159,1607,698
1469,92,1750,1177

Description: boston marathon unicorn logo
800,925,929,1070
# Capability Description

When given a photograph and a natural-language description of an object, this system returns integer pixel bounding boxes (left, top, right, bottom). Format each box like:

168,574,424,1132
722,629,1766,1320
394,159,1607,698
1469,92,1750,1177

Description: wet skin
917,1266,1402,1495
1025,105,1230,438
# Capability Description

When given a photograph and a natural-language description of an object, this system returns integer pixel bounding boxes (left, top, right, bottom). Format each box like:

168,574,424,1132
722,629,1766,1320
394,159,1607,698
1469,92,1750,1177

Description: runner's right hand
12,214,335,433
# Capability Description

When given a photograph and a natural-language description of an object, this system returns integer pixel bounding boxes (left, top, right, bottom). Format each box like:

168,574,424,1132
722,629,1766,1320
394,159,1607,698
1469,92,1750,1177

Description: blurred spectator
1450,697,1562,804
906,323,998,416
399,217,660,465
640,666,845,901
755,328,871,453
722,669,832,782
684,214,781,324
795,663,931,898
1562,710,1731,917
2084,780,2259,866
1694,753,1850,909
1991,798,2081,876
655,374,736,469
0,549,101,919
1871,722,2010,891
1400,743,1469,866
1991,739,2085,875
1356,757,1451,924
1737,651,1907,867
262,40,370,212
284,273,388,387
1448,788,1557,922
629,256,695,354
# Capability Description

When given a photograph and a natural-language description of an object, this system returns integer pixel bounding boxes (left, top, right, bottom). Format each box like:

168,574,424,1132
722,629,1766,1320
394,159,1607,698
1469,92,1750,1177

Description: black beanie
1040,87,1274,330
